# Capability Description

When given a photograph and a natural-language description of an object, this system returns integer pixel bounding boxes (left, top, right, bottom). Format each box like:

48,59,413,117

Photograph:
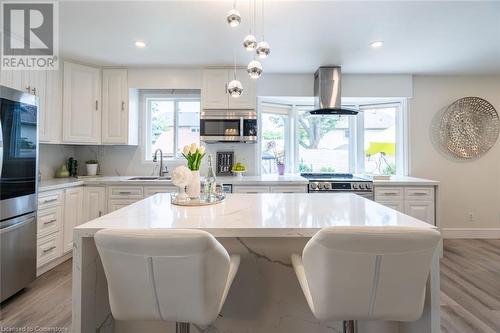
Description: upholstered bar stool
95,229,240,333
291,226,441,333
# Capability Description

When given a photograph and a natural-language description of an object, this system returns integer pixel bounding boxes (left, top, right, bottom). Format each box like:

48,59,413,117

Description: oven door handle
240,117,244,140
0,215,35,234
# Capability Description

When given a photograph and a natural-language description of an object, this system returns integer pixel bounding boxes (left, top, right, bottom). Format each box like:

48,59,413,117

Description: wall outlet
468,211,476,222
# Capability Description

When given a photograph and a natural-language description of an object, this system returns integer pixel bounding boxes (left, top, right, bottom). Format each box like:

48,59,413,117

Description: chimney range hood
308,66,358,116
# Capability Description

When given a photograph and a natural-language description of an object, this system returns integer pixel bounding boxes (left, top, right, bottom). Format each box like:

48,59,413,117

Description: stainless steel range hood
308,66,358,116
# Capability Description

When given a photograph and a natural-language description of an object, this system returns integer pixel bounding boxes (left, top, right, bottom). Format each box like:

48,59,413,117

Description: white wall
409,75,500,231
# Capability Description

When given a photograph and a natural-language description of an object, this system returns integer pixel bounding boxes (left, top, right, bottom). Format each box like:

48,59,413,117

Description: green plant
382,162,396,175
182,144,205,171
85,160,98,164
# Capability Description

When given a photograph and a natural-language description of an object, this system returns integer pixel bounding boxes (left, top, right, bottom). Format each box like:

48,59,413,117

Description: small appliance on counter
216,151,234,175
0,85,38,302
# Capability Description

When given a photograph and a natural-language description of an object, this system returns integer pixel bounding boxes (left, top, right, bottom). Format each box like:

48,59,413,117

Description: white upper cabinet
228,69,255,109
102,69,137,144
43,69,63,144
202,68,256,110
62,61,101,144
202,69,230,109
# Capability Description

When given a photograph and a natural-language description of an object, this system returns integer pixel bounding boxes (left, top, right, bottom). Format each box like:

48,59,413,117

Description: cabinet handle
121,101,125,111
412,192,428,196
118,191,132,194
43,219,57,225
382,192,398,195
43,246,56,253
225,83,228,94
42,198,58,204
31,87,36,95
26,86,31,93
95,100,99,110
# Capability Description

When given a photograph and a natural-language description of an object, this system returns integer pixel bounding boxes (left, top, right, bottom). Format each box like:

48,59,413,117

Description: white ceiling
60,1,500,74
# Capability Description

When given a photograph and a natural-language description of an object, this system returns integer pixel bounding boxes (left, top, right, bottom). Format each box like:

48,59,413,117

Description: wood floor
1,240,500,332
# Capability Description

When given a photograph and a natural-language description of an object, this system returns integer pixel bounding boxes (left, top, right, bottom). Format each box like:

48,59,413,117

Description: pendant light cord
261,0,264,39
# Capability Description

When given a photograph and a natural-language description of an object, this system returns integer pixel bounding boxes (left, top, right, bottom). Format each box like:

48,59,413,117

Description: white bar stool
291,226,441,333
95,229,240,333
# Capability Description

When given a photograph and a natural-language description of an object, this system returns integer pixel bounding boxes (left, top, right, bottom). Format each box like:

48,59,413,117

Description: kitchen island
73,193,441,333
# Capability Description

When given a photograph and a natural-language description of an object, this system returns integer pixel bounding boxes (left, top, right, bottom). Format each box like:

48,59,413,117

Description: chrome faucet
153,149,168,177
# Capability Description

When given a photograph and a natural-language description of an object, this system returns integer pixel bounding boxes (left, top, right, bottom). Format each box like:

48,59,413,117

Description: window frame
143,93,201,161
258,97,408,176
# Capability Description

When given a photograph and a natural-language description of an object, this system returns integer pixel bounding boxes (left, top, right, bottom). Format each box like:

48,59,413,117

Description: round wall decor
432,97,499,160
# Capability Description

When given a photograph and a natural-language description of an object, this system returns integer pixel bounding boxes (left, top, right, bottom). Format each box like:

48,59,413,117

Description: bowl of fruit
231,162,247,179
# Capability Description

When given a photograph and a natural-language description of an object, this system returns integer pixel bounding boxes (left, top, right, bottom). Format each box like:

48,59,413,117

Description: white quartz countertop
75,193,436,238
217,174,309,185
372,176,439,186
40,174,438,192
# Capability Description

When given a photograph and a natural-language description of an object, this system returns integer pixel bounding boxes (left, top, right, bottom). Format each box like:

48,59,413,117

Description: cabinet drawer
108,199,140,212
144,186,177,197
270,185,307,193
232,185,270,193
108,186,143,199
38,190,64,209
37,206,63,238
405,187,434,201
37,232,62,268
374,187,404,201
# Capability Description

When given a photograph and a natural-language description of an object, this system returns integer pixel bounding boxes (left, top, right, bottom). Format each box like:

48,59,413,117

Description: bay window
259,98,407,176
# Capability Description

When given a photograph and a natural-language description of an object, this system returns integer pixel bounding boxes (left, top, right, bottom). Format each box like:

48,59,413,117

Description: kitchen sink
127,176,171,181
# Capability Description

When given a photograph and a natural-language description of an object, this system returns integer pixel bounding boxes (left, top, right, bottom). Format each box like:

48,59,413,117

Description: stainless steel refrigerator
0,85,38,302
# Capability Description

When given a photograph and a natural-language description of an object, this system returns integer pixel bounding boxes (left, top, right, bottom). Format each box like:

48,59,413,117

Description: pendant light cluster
225,0,271,97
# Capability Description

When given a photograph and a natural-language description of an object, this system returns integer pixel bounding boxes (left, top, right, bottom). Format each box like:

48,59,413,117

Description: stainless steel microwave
200,110,257,143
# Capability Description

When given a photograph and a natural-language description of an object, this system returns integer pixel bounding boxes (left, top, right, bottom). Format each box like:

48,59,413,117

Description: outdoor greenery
297,113,339,149
150,101,172,144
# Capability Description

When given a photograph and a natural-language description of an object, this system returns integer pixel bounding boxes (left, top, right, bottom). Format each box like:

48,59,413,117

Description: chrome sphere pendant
227,80,243,97
247,60,263,79
226,9,241,27
243,35,257,51
256,41,271,58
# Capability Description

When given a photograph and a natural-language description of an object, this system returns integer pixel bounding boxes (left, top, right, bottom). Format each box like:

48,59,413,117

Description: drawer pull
42,246,56,253
412,192,428,196
43,219,57,225
118,191,132,194
382,192,398,195
42,198,58,204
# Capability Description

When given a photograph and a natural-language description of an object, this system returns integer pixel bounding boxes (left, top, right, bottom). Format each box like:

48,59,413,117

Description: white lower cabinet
375,186,436,225
108,199,140,213
233,185,270,193
84,186,107,220
144,186,177,197
63,187,85,253
405,201,435,225
37,232,63,268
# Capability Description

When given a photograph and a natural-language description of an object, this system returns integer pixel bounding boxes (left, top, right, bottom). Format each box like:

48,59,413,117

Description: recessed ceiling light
370,41,384,48
135,41,146,48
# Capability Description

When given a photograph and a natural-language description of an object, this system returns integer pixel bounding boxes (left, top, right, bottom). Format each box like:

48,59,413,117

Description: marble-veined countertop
75,192,436,238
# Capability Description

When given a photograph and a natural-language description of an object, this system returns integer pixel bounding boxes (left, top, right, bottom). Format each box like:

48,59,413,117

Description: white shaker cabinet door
84,187,107,221
405,201,435,225
63,187,85,253
102,69,129,144
227,69,256,110
202,69,229,109
62,61,101,144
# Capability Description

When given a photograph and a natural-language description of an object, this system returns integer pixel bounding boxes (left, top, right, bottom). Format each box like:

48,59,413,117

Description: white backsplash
72,143,257,177
39,144,77,180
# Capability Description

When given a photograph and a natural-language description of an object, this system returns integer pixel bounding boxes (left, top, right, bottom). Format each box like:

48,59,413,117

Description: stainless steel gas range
301,173,374,200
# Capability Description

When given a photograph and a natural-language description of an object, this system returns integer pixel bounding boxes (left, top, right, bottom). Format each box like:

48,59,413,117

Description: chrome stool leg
176,322,190,333
342,320,357,333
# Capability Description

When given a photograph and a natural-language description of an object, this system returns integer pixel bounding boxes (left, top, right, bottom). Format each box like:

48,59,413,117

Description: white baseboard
440,228,500,239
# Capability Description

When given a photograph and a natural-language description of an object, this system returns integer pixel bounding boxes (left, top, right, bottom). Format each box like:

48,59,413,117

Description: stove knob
352,183,359,190
323,183,331,190
310,183,318,190
359,183,366,190
366,184,372,190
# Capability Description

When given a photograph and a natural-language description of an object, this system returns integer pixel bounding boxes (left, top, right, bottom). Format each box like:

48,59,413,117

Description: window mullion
174,100,179,157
